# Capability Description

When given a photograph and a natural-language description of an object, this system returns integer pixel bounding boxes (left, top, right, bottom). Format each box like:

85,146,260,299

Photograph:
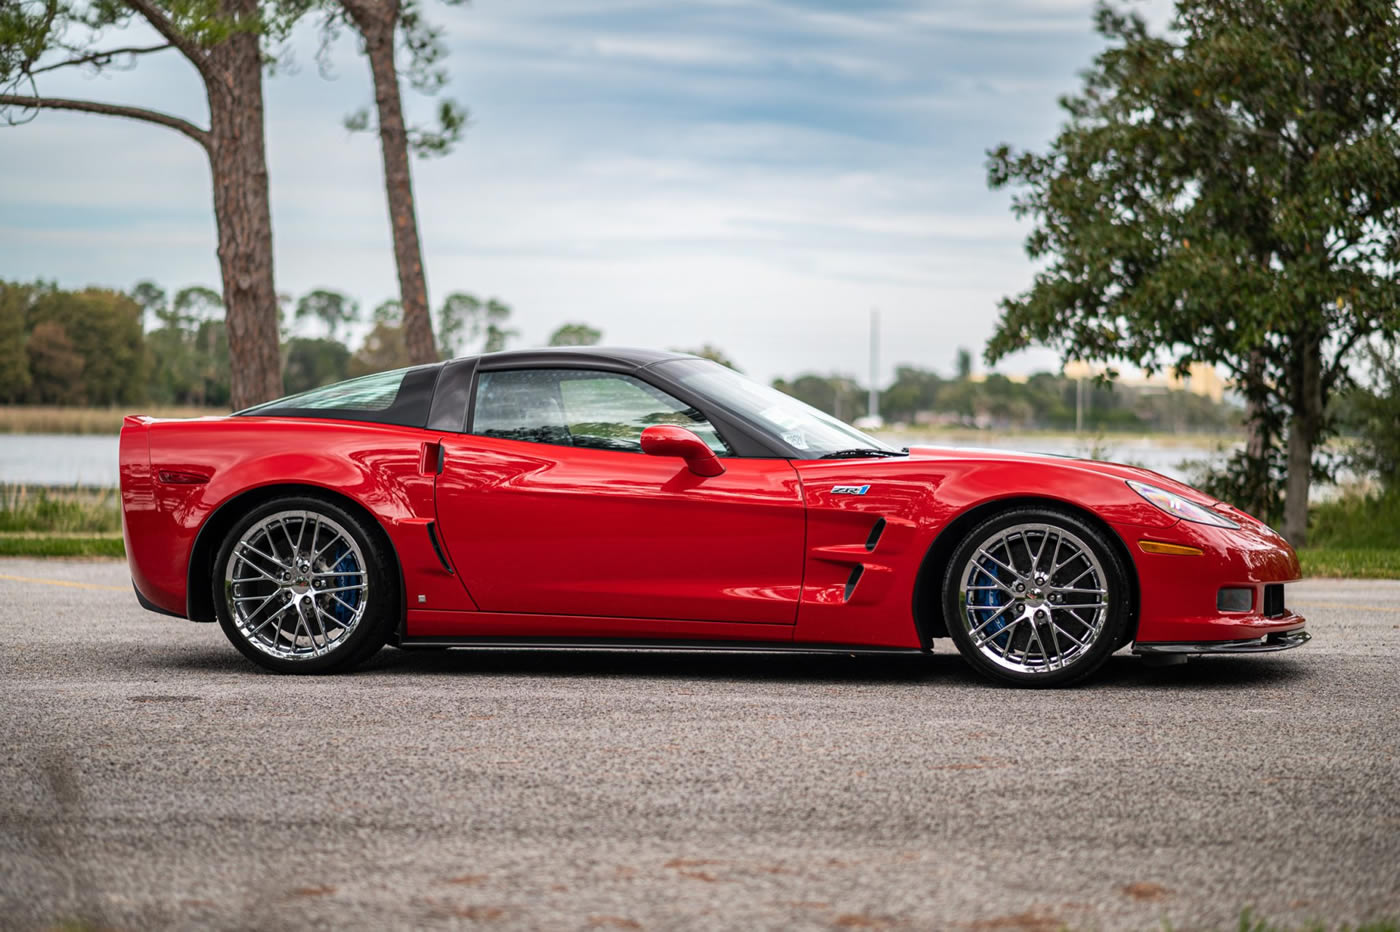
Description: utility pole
868,308,880,422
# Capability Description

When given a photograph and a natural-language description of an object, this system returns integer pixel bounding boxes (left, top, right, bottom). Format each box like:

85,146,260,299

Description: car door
433,366,805,626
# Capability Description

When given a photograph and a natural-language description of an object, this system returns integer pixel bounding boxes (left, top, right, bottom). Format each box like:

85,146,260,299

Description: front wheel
211,496,399,674
941,507,1131,687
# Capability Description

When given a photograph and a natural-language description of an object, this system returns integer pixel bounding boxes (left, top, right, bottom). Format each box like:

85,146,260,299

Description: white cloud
0,0,1134,383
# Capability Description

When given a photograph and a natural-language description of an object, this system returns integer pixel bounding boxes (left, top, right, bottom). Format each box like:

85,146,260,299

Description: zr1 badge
830,485,871,495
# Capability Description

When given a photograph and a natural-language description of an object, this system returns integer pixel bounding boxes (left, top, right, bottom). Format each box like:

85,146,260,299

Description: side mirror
640,425,725,477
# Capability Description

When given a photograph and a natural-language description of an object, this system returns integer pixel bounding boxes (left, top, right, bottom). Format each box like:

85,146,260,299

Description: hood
902,444,1223,508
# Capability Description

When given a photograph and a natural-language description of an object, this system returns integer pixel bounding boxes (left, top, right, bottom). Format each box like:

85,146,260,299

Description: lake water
0,430,1234,489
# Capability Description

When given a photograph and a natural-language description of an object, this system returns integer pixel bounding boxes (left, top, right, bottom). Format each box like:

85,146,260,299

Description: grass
0,404,224,435
1297,489,1400,579
0,534,124,557
1308,488,1400,550
0,485,122,534
1297,548,1400,579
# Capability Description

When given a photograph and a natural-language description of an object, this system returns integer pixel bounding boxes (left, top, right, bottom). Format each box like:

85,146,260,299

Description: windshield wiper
819,448,909,459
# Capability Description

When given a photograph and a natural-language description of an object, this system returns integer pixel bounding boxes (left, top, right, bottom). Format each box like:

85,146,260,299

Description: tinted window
656,358,898,457
234,365,439,428
473,369,730,454
245,368,409,412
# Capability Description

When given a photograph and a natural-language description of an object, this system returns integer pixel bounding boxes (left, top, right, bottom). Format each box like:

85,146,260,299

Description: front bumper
1133,628,1311,655
1117,513,1308,645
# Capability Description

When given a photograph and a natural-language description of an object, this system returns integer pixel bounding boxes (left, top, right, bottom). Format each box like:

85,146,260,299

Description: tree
436,292,514,357
1,0,298,409
284,336,351,393
771,374,867,422
955,347,973,381
548,323,602,347
349,320,412,376
371,298,401,324
0,282,33,402
985,1,1400,544
880,366,943,423
295,288,360,340
25,320,85,404
1340,340,1400,494
27,287,146,404
318,0,467,366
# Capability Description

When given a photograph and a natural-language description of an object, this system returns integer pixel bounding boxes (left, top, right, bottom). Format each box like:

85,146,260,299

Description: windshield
656,358,899,458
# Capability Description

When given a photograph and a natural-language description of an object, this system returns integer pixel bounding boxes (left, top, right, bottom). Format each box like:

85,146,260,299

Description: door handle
420,441,445,475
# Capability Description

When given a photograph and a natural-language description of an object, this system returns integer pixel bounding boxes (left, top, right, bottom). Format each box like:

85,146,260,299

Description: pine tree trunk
352,0,438,364
1242,349,1274,520
1282,334,1323,546
206,0,284,409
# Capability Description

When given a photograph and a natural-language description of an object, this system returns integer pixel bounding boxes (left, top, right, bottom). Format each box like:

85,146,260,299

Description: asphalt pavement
1,557,1397,931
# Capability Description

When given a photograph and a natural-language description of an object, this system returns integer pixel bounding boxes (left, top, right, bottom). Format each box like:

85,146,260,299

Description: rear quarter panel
123,417,460,617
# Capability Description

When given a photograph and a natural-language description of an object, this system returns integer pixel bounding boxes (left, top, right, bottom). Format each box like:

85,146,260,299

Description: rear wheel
941,507,1130,687
211,496,398,674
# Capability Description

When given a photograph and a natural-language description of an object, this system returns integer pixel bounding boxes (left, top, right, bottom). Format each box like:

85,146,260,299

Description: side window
472,369,730,455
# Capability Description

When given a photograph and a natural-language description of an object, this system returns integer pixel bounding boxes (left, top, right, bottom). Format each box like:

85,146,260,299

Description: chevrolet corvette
120,347,1308,686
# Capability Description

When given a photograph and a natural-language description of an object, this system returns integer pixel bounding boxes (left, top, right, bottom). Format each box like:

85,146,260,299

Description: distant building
1062,360,1227,404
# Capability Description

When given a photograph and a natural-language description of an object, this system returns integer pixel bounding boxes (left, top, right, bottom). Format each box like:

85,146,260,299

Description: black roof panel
462,346,695,371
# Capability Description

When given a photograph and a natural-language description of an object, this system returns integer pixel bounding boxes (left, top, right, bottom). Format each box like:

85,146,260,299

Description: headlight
1127,480,1239,529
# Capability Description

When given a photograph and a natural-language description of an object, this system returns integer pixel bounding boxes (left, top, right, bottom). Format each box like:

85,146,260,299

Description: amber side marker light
1138,540,1204,556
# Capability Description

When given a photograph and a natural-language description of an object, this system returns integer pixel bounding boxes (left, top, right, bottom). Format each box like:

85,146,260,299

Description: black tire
941,506,1130,688
211,494,399,674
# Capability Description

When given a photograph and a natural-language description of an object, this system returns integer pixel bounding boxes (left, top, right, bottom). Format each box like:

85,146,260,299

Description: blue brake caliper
972,559,1010,650
328,545,360,627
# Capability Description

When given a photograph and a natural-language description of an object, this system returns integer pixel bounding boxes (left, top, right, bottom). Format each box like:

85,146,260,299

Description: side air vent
865,517,886,552
426,522,454,574
844,564,865,602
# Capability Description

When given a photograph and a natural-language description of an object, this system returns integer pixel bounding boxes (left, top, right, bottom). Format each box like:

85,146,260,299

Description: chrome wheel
957,522,1109,676
222,510,369,662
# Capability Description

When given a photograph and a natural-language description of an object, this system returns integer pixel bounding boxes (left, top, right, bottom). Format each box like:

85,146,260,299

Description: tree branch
30,43,174,76
120,0,208,70
0,94,209,149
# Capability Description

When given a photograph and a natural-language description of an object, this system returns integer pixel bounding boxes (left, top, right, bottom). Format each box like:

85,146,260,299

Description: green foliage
881,366,943,422
295,288,360,340
436,292,515,357
788,364,1239,431
350,319,412,376
955,347,972,381
1335,340,1400,491
322,0,469,158
548,322,603,347
986,0,1400,528
1309,488,1400,550
0,485,121,534
25,319,85,404
283,336,350,394
21,286,146,405
1298,547,1400,580
772,374,868,422
1,0,314,101
140,283,229,406
0,534,124,558
0,282,33,402
1,279,522,406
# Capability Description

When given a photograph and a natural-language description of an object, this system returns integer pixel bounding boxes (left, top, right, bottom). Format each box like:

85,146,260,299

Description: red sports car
120,347,1308,686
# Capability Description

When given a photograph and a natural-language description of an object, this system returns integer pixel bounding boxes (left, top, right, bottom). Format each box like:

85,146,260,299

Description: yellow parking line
0,573,128,593
1291,601,1400,614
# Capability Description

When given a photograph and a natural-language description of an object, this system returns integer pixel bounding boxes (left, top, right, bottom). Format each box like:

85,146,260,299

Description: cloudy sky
0,0,1173,385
